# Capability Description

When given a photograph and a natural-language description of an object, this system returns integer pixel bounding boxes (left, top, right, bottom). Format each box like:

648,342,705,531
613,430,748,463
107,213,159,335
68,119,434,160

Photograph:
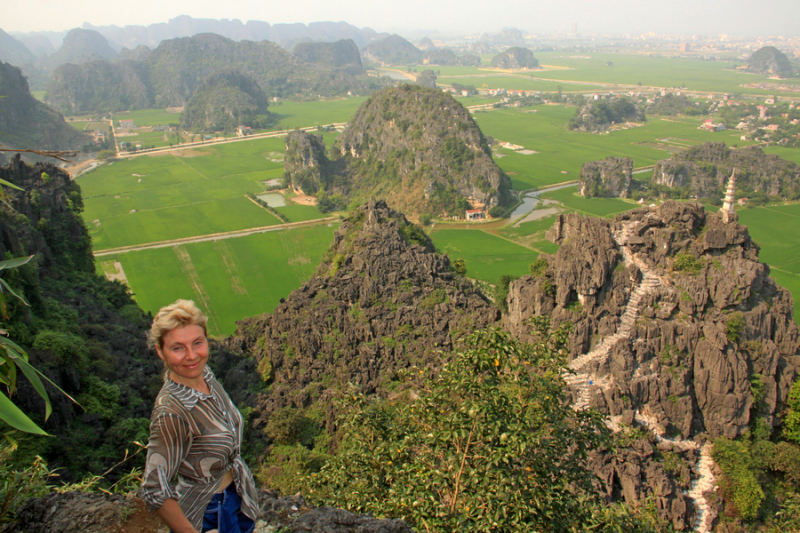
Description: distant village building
237,125,253,137
118,119,136,129
700,119,726,131
465,209,485,221
679,42,690,53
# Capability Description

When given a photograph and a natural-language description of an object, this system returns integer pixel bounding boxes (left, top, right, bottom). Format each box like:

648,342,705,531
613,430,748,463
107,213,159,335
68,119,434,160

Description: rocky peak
578,156,633,198
224,200,499,431
510,201,798,439
506,202,798,530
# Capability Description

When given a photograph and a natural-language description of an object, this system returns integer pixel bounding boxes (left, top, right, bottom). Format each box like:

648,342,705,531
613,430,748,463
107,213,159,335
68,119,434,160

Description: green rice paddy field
428,229,539,285
473,105,757,190
737,204,800,324
99,224,338,336
409,52,800,96
80,136,329,250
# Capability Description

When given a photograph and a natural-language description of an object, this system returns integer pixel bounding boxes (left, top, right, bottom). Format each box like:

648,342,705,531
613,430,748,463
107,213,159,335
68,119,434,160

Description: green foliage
419,288,448,309
713,436,765,520
305,321,611,532
672,252,704,274
726,312,746,343
452,258,467,276
399,222,428,247
785,378,800,445
265,407,318,447
529,257,548,278
494,275,519,312
418,213,432,226
0,445,52,523
488,205,507,219
32,330,88,368
257,444,329,497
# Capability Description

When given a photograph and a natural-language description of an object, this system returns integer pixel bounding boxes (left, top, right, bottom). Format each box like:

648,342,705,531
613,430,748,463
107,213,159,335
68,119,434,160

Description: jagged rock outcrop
490,47,539,69
746,46,795,78
326,85,511,215
3,490,415,533
0,62,89,153
579,156,633,198
224,200,500,433
505,202,799,529
283,130,334,194
361,34,422,65
569,97,645,133
508,202,798,437
651,142,800,199
283,85,512,216
292,39,363,74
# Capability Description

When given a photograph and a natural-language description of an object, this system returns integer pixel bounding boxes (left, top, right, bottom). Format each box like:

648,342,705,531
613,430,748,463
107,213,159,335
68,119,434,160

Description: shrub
265,407,317,446
726,312,745,343
529,257,548,278
713,437,765,520
0,446,52,523
452,258,467,276
785,378,800,445
488,205,507,218
672,252,704,274
304,321,610,532
419,213,432,226
32,330,88,368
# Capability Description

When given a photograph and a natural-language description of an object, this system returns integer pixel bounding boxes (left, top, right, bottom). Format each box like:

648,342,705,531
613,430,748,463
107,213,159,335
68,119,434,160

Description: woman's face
156,324,209,389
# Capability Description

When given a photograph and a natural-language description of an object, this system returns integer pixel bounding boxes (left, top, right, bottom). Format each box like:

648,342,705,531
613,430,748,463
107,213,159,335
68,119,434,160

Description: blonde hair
148,299,208,350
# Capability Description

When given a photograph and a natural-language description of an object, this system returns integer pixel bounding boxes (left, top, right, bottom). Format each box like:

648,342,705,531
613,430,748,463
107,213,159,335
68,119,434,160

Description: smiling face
156,324,209,390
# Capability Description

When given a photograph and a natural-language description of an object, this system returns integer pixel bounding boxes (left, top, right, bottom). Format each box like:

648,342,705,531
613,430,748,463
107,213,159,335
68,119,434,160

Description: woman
140,299,259,533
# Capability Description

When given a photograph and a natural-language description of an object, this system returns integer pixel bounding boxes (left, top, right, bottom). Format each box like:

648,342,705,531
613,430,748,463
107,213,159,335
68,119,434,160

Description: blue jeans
200,483,255,533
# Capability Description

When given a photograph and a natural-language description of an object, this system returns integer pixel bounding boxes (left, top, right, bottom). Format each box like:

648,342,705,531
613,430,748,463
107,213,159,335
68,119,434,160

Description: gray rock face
284,130,331,194
507,202,799,529
3,491,415,533
510,202,799,438
579,156,634,198
227,199,499,432
650,142,800,198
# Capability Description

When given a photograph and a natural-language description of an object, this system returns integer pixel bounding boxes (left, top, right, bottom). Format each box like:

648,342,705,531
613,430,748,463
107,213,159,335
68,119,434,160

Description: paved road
93,216,338,257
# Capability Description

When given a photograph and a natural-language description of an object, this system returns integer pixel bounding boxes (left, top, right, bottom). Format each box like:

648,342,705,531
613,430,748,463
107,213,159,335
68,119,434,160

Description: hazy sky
3,0,799,37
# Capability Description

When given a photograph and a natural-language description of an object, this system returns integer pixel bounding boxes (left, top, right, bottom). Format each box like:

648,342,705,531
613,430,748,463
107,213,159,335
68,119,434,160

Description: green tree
452,258,467,276
785,378,800,445
305,321,611,532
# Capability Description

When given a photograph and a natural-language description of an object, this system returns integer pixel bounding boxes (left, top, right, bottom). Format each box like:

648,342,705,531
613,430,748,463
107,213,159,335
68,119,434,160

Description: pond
256,193,286,207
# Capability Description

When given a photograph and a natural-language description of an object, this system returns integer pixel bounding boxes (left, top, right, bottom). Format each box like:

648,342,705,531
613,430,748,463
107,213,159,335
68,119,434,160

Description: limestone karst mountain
505,201,799,530
283,85,512,216
361,34,422,65
0,61,89,153
746,46,796,77
490,46,539,69
221,199,500,429
578,156,634,198
651,142,800,199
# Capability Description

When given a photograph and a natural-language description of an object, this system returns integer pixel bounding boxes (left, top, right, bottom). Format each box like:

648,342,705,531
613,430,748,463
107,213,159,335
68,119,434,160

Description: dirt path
93,217,338,257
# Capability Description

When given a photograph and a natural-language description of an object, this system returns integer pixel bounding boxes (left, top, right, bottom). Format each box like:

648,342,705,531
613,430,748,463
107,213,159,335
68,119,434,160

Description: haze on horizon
4,0,800,38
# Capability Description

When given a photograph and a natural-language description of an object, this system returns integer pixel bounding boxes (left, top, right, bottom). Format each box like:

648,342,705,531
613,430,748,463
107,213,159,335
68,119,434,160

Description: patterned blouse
139,367,259,531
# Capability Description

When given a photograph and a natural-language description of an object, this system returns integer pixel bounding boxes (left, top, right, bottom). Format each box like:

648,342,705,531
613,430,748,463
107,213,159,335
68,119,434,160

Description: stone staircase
564,218,717,532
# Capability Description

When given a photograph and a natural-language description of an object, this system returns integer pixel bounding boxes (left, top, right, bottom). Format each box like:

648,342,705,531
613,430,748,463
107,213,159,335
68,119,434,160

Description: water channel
510,182,578,219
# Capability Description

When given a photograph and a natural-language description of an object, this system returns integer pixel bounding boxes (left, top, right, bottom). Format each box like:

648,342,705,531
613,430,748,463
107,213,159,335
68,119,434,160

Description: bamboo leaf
0,278,30,306
0,178,23,191
0,255,34,272
8,350,81,408
0,390,49,435
9,354,52,421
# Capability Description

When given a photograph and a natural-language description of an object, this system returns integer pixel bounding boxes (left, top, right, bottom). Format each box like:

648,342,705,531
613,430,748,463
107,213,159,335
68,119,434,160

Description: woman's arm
156,498,199,533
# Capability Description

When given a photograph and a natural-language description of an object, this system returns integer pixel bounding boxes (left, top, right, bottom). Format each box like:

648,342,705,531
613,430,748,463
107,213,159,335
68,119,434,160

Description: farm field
472,105,757,190
80,136,330,249
527,51,800,96
438,75,603,93
98,223,338,336
737,204,800,324
539,186,637,217
268,98,368,131
115,108,180,127
428,229,539,285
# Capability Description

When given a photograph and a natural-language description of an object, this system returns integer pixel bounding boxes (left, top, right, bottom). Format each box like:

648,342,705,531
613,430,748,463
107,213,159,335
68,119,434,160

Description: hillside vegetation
284,85,512,216
45,33,390,114
747,46,795,77
180,69,271,132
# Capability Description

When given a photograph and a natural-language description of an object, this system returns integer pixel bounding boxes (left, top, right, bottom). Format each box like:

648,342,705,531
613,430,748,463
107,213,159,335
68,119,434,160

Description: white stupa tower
721,169,738,223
